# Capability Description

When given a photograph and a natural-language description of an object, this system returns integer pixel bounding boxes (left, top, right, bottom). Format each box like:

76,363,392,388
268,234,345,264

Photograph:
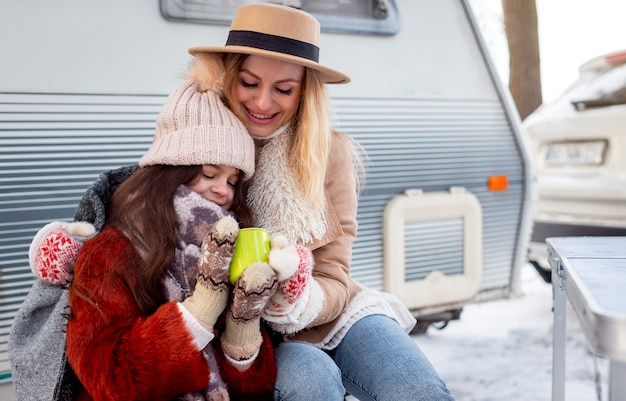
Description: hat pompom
187,53,225,94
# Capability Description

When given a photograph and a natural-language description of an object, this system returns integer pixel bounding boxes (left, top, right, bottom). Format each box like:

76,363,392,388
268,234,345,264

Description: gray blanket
8,165,138,401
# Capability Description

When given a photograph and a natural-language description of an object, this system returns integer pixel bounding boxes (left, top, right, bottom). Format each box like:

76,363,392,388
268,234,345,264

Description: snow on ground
412,263,610,401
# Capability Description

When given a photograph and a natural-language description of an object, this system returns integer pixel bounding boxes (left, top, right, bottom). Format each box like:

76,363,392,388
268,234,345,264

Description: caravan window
159,0,400,35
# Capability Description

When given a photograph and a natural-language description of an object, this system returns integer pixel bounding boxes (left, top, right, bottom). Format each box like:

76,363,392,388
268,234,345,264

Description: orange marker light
488,175,508,191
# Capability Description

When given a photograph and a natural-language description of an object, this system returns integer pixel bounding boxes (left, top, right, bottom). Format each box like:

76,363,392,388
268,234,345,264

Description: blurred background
470,0,626,105
470,0,626,285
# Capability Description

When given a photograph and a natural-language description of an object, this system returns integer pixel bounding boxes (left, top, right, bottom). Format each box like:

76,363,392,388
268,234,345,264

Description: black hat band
226,30,320,63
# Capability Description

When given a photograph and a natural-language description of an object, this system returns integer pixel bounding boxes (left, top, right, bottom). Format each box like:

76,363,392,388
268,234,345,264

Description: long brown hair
108,165,251,313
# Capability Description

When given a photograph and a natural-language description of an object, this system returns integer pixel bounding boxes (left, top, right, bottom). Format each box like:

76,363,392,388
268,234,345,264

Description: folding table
547,237,626,401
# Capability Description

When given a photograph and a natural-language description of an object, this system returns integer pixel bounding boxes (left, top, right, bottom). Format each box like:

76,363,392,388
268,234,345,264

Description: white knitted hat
139,58,255,180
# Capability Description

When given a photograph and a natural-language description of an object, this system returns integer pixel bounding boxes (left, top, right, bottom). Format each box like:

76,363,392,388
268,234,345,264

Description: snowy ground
412,263,610,401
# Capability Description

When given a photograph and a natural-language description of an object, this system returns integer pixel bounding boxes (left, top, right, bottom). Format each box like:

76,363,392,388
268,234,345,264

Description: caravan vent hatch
383,187,483,310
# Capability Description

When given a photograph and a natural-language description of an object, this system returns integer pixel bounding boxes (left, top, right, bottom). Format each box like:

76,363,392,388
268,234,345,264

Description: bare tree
502,0,542,120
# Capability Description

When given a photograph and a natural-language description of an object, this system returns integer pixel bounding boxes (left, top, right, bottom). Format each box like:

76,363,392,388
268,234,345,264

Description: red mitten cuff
266,245,314,316
29,222,96,285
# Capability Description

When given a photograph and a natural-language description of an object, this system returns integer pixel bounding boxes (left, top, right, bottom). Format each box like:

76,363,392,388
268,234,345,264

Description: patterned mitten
29,221,96,285
266,236,299,281
265,239,314,317
182,216,238,332
221,262,277,361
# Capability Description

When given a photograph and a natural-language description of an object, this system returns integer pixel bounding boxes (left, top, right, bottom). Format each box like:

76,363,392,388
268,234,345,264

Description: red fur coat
67,226,276,401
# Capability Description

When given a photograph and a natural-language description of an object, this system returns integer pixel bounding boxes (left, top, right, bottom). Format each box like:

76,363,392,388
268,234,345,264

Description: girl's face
186,164,239,210
234,55,305,138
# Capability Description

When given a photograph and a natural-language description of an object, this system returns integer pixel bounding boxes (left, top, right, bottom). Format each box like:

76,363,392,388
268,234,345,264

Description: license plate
543,140,606,166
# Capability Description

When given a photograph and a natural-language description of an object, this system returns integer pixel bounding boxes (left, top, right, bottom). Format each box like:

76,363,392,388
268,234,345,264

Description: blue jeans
273,314,455,401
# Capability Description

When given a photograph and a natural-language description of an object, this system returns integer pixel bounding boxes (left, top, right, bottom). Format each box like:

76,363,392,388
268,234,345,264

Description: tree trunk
502,0,542,120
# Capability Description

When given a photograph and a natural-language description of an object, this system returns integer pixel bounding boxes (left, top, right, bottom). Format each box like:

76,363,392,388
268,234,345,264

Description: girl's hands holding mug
183,216,238,332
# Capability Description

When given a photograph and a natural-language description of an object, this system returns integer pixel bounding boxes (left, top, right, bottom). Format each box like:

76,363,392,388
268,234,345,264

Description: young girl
25,54,286,401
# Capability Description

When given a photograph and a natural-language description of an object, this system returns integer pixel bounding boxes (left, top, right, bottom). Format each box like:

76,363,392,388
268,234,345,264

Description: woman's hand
265,236,314,316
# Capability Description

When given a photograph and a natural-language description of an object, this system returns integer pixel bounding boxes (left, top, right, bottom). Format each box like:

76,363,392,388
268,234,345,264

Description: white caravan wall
2,1,499,101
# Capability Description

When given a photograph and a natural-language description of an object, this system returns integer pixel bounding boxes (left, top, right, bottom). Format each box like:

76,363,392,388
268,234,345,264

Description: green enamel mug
229,227,271,283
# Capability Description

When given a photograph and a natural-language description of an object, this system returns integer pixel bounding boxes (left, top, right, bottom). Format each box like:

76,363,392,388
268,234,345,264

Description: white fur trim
65,221,96,238
264,278,324,334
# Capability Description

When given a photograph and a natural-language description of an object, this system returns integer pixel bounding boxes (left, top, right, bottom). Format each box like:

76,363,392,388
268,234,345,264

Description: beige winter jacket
287,131,363,344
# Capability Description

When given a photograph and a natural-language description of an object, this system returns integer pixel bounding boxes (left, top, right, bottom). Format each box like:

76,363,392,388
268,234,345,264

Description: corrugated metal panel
0,92,165,375
334,97,525,293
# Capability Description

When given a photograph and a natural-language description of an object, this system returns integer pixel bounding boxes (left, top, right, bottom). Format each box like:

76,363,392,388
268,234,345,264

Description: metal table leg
609,360,626,401
552,263,566,401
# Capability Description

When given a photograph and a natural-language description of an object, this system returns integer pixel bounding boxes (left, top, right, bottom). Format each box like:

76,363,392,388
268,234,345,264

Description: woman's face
186,164,239,210
234,55,305,138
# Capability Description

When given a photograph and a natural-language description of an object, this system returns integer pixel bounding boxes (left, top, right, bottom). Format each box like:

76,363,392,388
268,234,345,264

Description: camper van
0,0,533,396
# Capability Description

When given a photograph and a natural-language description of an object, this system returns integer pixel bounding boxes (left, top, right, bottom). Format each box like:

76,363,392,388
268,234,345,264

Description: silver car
524,49,626,282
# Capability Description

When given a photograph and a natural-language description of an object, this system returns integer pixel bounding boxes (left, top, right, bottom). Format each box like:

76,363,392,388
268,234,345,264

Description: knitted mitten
182,216,238,332
221,262,278,361
266,236,299,281
29,221,96,285
265,238,314,316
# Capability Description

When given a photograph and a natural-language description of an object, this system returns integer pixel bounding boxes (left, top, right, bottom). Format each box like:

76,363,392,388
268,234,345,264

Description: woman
186,4,455,400
22,4,455,401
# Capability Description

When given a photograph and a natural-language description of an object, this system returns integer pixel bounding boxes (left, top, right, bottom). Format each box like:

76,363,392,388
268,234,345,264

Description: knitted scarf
165,185,231,401
247,126,326,244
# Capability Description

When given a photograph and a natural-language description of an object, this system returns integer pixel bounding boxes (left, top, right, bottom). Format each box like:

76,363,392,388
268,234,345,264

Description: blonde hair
223,54,365,210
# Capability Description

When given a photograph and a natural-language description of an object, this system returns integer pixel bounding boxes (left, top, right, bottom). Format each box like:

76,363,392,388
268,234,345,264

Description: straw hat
188,3,350,84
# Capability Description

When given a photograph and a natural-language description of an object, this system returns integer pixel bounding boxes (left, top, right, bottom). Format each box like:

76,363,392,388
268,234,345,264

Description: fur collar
247,127,326,245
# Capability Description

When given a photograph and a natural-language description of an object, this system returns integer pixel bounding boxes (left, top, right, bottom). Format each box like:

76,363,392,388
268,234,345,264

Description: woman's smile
234,55,304,137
